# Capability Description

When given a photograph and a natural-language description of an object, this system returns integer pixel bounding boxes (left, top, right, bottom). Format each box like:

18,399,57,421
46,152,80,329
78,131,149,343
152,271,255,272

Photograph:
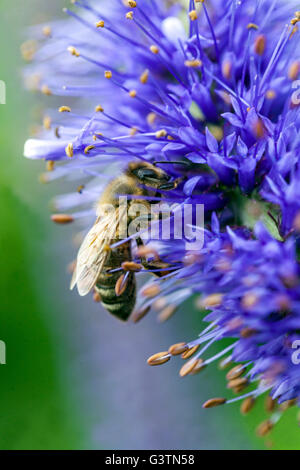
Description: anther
147,351,170,366
189,10,198,21
65,143,74,158
95,104,104,112
43,26,52,37
240,397,255,415
43,116,52,130
140,69,149,84
179,358,198,377
168,342,188,356
126,11,134,20
247,23,259,30
59,105,71,113
96,20,105,28
184,59,202,68
127,0,137,7
288,61,300,80
121,261,142,272
181,344,200,360
202,398,226,408
155,129,167,139
131,305,151,323
115,274,128,297
141,284,161,298
150,45,159,54
254,34,266,55
46,160,55,172
67,46,80,57
256,420,273,437
226,365,245,381
129,89,137,98
158,305,176,322
84,145,95,155
104,70,112,79
41,84,52,96
51,214,74,224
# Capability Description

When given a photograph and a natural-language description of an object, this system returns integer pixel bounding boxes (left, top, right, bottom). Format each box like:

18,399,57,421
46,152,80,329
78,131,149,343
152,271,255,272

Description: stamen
147,351,170,366
51,214,74,224
202,398,226,408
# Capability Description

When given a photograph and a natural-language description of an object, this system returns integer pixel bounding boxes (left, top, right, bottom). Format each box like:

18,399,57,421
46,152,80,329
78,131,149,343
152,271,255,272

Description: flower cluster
24,0,300,437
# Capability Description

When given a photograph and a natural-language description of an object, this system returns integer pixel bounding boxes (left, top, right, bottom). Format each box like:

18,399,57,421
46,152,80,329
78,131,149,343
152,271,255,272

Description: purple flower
24,0,300,437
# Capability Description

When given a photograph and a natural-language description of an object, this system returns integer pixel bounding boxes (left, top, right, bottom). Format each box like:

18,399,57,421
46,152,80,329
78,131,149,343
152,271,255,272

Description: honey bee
70,161,176,321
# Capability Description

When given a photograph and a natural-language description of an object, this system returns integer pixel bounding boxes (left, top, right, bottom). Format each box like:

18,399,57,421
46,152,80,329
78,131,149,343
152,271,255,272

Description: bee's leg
135,237,172,278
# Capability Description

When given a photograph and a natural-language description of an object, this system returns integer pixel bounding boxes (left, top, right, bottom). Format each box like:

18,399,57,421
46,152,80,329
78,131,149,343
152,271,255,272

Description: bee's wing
70,206,127,296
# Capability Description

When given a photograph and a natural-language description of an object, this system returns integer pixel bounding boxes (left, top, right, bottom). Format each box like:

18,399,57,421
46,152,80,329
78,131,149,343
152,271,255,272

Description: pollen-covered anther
129,127,138,136
131,305,151,323
155,129,167,139
158,305,176,322
43,26,52,37
202,293,223,308
279,398,296,411
202,398,226,409
20,39,37,62
222,60,232,80
137,245,159,260
254,34,266,55
150,45,159,54
179,358,198,377
189,10,198,21
121,261,142,272
126,11,134,20
256,420,273,437
129,89,137,98
288,61,300,80
96,20,105,28
168,342,188,356
240,397,255,415
190,359,206,375
43,116,52,130
147,351,170,366
141,284,161,298
95,104,104,113
181,344,200,360
127,0,137,7
41,84,52,96
242,292,258,309
227,377,248,390
140,69,149,84
147,112,157,126
65,143,74,158
247,23,259,30
226,364,245,381
104,70,112,79
184,59,202,68
115,274,128,297
46,160,55,172
84,145,95,155
266,89,276,99
51,214,74,224
265,395,276,413
59,105,71,113
67,46,80,57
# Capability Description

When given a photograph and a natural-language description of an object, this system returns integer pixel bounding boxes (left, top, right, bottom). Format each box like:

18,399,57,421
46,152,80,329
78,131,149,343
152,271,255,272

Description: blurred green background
0,0,298,450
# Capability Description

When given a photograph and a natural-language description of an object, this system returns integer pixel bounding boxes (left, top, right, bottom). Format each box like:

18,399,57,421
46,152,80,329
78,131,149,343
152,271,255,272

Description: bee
70,161,176,321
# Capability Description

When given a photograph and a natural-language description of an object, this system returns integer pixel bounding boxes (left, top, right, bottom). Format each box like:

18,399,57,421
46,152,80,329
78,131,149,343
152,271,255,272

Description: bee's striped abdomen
95,242,136,321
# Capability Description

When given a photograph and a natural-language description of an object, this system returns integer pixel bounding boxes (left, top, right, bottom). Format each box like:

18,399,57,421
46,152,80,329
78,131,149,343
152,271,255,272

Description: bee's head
127,161,174,190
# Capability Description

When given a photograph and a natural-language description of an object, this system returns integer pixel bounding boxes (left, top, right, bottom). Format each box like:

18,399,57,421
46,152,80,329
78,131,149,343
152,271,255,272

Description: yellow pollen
181,344,200,360
43,116,52,130
46,160,55,171
42,26,52,37
84,145,95,155
189,10,198,21
59,105,71,113
184,59,202,68
126,11,134,20
155,129,167,139
222,60,232,79
67,46,80,57
129,127,138,136
96,20,105,28
150,45,159,54
247,23,259,30
77,184,85,193
95,104,104,112
41,84,52,96
288,61,300,80
168,342,188,356
127,0,137,7
129,89,137,98
254,34,266,55
65,143,74,158
104,70,112,79
140,69,149,84
266,89,276,99
147,112,157,125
